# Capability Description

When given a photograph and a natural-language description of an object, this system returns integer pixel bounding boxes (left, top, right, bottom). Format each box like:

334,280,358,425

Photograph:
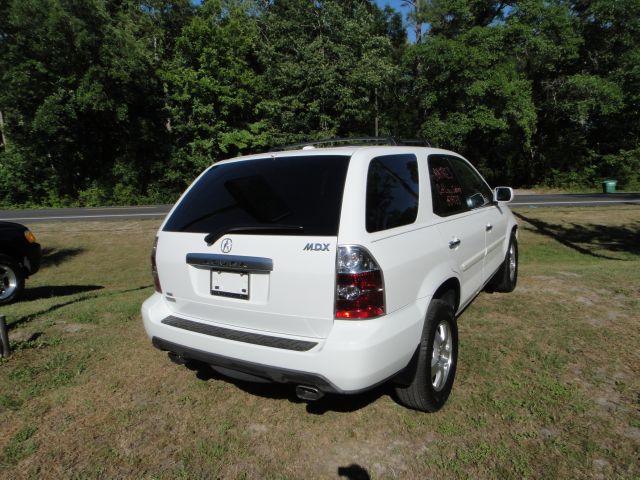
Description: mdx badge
221,238,233,253
303,243,330,252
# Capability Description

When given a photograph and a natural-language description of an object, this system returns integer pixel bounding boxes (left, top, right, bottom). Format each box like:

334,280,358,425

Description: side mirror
493,186,514,204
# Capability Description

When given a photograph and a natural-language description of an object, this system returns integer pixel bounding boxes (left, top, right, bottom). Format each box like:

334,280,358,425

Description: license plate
211,271,249,299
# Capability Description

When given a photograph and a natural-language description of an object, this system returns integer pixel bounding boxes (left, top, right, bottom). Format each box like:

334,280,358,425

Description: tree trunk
415,1,421,43
0,110,6,146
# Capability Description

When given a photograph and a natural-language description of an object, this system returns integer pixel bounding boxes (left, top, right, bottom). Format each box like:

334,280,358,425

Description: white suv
142,144,518,412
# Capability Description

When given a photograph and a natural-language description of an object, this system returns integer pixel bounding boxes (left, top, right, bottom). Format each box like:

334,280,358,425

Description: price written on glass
433,166,462,207
438,185,463,206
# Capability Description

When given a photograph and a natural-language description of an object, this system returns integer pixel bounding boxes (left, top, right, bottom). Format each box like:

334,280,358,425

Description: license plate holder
211,270,249,300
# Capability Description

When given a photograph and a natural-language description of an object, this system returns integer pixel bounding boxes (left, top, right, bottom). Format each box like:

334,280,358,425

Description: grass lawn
0,207,638,479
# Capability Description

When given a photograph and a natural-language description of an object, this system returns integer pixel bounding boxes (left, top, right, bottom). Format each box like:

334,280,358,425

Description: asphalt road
0,193,638,223
511,192,640,208
0,205,171,223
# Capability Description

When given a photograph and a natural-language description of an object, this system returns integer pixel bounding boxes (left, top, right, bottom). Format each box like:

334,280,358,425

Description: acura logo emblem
220,238,232,253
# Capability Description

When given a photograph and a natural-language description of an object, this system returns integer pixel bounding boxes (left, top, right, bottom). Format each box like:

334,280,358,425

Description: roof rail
397,138,432,147
271,137,431,151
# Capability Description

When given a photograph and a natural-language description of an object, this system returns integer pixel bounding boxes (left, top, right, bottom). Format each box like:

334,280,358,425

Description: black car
0,222,41,305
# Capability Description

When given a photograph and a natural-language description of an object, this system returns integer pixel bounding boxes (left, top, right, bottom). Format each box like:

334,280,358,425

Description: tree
1,0,638,206
403,1,535,184
0,0,170,205
160,0,266,190
400,0,425,43
506,0,632,187
258,0,398,143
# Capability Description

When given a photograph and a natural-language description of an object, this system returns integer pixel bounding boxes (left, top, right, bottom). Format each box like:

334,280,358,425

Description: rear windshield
163,155,351,236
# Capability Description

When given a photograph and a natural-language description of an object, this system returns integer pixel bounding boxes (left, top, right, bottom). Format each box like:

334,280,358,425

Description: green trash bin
602,179,617,193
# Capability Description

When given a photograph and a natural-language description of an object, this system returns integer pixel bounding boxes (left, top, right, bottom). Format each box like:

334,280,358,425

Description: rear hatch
157,154,351,339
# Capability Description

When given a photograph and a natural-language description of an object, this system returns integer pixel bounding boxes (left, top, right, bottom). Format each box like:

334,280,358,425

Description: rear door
156,154,350,339
427,155,487,304
446,156,508,280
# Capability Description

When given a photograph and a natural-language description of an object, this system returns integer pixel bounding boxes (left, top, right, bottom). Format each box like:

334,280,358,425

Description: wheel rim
508,243,517,282
431,321,453,392
0,265,18,301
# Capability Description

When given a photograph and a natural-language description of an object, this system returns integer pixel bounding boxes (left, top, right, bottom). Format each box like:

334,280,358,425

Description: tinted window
428,155,468,217
164,155,350,236
448,157,493,209
366,154,419,233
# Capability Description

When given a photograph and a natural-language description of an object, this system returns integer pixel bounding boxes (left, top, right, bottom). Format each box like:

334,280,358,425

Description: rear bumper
142,293,428,393
152,336,341,392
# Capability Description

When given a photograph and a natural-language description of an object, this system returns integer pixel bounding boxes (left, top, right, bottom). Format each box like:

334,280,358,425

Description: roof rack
397,138,432,147
272,137,431,151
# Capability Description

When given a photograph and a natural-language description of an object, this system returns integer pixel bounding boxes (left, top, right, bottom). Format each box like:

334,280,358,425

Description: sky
373,0,411,16
372,0,419,42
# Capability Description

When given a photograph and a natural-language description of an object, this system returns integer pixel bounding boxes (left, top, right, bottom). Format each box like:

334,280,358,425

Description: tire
487,233,518,293
0,254,25,305
394,299,458,412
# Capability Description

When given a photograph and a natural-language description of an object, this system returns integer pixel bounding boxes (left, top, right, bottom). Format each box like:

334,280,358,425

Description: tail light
151,237,162,293
335,245,385,319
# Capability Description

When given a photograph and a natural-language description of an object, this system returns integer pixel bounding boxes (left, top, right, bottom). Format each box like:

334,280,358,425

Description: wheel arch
394,276,460,389
499,222,519,258
432,277,460,312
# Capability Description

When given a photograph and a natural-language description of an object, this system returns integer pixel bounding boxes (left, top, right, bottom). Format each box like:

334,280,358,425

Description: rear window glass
366,154,419,233
163,155,350,236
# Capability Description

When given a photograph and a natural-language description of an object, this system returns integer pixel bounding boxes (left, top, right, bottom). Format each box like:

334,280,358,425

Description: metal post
0,315,10,357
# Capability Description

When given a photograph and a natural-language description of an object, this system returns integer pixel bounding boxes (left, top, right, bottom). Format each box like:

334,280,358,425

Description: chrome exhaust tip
167,351,186,365
295,385,324,401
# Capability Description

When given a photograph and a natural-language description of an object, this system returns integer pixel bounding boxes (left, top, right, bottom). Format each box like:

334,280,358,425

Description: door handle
449,238,461,249
486,224,493,232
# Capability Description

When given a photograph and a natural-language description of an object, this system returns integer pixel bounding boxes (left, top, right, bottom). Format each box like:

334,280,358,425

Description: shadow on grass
184,359,392,414
513,211,640,259
337,464,371,480
8,285,152,330
21,285,103,302
40,247,84,268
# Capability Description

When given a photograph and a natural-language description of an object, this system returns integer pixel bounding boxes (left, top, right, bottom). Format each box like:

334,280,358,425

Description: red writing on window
445,195,461,207
438,185,462,196
432,166,454,180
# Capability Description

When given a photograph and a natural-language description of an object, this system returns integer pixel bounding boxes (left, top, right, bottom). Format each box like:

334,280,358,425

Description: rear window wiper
204,225,304,245
178,204,238,231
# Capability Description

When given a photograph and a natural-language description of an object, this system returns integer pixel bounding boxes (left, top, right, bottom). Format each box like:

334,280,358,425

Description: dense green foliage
0,0,638,206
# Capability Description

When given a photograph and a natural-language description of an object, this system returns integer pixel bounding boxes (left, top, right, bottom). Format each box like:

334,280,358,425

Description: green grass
1,426,38,467
0,208,639,479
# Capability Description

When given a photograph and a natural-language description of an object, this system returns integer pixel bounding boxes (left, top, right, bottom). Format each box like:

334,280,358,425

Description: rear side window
366,154,419,233
164,155,350,236
447,156,493,209
428,155,493,216
428,155,467,217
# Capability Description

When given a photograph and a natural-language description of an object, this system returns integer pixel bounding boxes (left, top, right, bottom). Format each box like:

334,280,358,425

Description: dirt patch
576,296,595,306
7,328,38,343
623,427,640,441
557,271,581,278
319,436,415,478
539,427,558,440
61,323,92,333
592,458,612,480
